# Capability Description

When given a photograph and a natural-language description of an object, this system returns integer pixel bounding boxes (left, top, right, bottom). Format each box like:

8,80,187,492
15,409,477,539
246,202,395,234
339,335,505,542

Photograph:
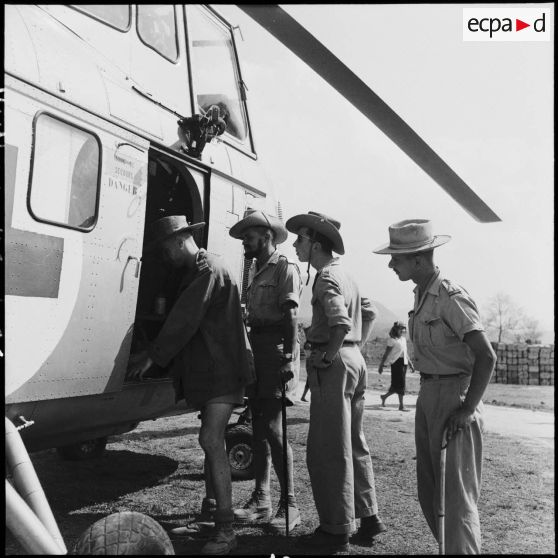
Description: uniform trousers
415,374,484,554
306,345,378,535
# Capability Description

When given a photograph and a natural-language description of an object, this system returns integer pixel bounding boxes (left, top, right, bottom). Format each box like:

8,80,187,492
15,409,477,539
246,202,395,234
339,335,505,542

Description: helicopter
3,4,500,555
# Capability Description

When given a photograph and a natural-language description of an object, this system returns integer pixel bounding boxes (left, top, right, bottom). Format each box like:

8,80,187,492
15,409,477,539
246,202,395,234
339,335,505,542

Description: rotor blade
238,5,501,223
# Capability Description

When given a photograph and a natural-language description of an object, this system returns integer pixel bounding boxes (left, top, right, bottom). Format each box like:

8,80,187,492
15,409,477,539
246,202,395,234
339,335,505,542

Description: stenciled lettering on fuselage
107,175,139,195
108,152,141,196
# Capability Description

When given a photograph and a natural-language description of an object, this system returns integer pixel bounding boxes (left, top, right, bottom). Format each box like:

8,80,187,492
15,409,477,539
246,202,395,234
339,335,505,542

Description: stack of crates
538,346,554,385
492,343,507,383
527,345,541,385
517,344,530,385
490,342,554,385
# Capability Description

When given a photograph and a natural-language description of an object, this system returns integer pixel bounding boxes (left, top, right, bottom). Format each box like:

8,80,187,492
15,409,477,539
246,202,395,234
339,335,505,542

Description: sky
216,4,554,342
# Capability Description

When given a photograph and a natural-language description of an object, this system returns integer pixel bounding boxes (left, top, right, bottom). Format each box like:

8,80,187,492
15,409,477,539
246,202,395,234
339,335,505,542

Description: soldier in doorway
129,215,255,555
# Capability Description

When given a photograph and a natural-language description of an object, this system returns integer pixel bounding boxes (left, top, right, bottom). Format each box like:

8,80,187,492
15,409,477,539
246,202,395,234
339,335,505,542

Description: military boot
269,496,301,533
349,514,387,547
233,490,272,523
201,510,237,555
170,497,216,535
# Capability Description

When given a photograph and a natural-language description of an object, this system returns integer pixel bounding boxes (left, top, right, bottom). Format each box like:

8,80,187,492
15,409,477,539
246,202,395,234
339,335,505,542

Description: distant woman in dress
378,321,414,411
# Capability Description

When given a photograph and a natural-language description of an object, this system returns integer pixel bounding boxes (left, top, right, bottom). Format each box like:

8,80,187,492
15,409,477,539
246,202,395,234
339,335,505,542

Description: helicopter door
205,174,264,285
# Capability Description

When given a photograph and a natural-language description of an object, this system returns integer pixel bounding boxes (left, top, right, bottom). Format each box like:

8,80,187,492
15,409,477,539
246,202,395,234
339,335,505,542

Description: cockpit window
137,5,179,63
186,6,249,144
71,5,131,31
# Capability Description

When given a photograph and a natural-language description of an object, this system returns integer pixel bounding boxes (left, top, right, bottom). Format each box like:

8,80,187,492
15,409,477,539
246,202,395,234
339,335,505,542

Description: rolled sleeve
277,261,301,307
443,293,484,341
361,297,377,323
316,275,352,329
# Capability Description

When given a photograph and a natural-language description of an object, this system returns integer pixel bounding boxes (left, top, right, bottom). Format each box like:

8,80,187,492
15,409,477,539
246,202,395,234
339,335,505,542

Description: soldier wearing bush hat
286,211,386,552
229,208,288,244
374,219,497,554
230,209,303,533
130,215,255,555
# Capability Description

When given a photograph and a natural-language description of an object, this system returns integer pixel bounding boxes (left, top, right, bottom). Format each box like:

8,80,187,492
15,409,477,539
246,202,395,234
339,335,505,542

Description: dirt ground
5,376,554,556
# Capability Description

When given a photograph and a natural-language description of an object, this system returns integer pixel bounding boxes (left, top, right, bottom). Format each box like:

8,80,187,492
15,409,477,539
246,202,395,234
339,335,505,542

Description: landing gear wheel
225,424,254,480
56,437,108,461
73,511,175,555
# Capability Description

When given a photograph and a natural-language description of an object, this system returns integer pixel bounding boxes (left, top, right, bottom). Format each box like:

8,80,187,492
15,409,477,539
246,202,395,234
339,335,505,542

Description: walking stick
438,426,449,555
280,378,289,537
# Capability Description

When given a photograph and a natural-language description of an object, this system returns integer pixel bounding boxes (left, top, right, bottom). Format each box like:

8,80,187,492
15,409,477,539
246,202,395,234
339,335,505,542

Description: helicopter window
137,5,179,63
186,6,249,143
71,5,131,32
29,114,100,231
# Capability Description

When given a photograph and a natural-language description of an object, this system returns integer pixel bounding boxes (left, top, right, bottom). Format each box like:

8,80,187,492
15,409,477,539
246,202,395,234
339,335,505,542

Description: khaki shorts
247,330,299,402
204,386,245,407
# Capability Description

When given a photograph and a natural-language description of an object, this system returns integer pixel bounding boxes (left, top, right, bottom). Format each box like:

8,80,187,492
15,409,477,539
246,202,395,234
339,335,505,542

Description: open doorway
126,149,205,380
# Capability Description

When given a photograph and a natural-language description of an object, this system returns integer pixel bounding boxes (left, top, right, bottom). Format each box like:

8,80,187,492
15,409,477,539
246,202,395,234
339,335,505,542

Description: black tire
56,437,108,461
225,424,254,480
73,511,175,555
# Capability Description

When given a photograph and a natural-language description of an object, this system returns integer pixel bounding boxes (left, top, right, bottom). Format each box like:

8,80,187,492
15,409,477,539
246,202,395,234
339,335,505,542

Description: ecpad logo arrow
516,19,530,31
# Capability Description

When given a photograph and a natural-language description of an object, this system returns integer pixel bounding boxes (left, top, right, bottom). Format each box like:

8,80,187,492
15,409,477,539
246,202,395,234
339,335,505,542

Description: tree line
482,292,543,344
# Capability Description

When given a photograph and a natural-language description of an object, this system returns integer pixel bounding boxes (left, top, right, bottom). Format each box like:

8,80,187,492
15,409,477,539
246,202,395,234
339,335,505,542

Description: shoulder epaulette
281,255,301,270
441,278,462,297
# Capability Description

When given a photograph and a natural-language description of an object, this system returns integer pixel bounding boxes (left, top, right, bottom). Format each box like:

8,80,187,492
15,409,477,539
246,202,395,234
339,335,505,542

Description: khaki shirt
409,268,484,375
308,258,376,344
246,250,301,327
149,249,255,406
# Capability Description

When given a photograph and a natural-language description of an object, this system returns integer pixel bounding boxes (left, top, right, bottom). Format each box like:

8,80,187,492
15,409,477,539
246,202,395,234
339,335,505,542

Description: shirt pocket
251,279,278,311
424,314,459,346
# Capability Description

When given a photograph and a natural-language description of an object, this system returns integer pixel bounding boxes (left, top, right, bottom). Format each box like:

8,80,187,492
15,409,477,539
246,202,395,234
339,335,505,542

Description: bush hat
145,215,205,252
373,219,450,255
285,211,345,255
229,209,288,244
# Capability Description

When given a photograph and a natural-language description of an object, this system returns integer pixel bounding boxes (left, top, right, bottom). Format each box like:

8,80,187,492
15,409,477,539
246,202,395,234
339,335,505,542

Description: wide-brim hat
373,219,450,255
145,215,205,253
285,211,345,255
229,209,288,244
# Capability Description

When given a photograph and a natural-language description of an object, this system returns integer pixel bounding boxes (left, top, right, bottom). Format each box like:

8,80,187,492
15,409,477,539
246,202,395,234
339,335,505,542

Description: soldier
129,215,255,556
373,219,496,554
286,211,386,553
229,209,302,533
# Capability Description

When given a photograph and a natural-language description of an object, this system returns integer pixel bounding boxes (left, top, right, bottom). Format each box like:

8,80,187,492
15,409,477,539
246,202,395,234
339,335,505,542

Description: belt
249,324,283,335
309,341,358,349
420,372,470,380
